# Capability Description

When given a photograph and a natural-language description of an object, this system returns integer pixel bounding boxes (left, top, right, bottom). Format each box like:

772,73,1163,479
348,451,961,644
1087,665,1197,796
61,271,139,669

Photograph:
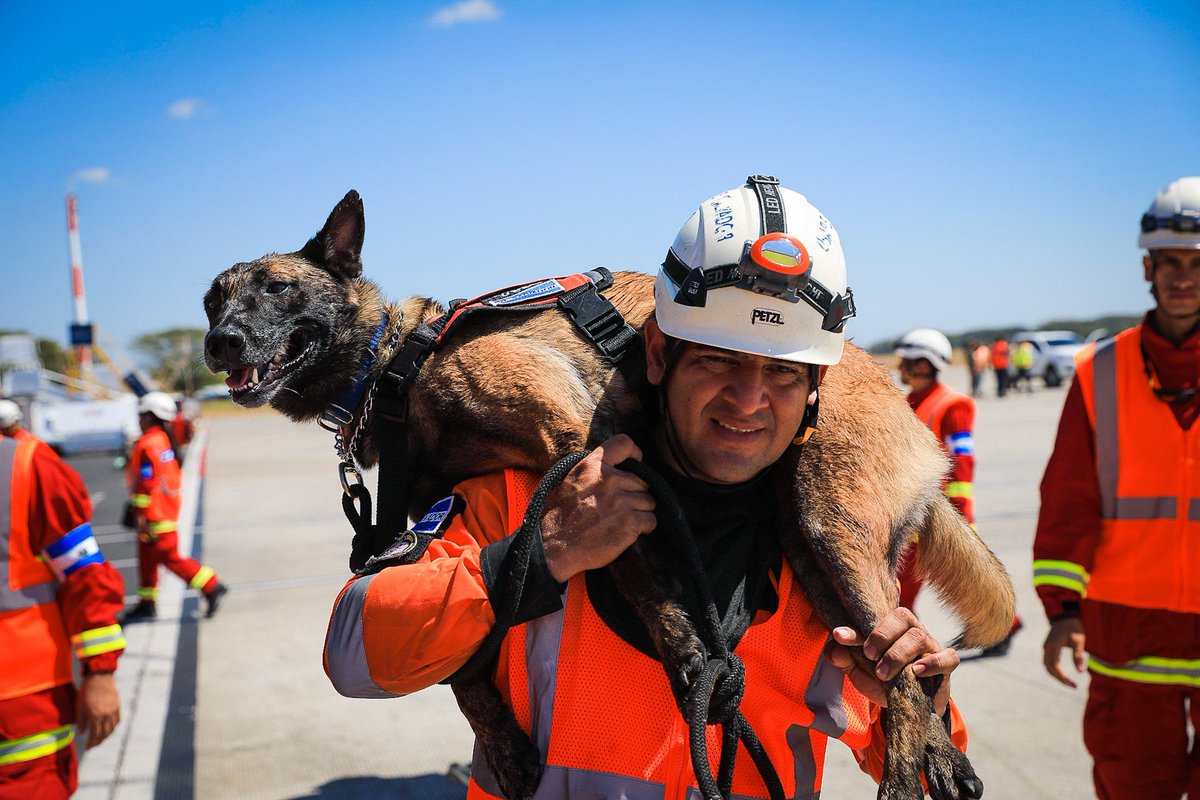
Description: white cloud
429,0,500,27
72,167,110,184
167,98,204,119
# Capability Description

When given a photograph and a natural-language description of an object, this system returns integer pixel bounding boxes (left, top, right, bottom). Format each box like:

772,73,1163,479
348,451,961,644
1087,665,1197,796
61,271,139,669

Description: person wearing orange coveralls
324,178,972,799
121,392,226,622
0,419,126,799
1034,176,1200,800
894,329,1021,657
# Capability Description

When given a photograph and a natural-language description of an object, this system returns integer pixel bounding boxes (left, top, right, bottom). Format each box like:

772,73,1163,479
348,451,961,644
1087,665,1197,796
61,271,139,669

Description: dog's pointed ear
299,190,365,281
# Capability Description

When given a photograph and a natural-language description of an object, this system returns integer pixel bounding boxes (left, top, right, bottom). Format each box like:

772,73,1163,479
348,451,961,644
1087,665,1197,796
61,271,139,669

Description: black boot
121,600,157,623
205,583,229,618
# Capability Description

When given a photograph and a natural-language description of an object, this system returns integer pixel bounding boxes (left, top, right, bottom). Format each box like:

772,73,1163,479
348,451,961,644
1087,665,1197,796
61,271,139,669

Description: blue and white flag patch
44,522,106,581
946,431,975,456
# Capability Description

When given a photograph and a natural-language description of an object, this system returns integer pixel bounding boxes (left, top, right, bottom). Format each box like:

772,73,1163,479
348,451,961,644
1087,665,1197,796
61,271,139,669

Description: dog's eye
265,281,290,295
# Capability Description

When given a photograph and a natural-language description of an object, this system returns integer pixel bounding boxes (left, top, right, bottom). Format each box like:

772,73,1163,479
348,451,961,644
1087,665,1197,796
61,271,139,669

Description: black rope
436,449,784,799
617,458,785,800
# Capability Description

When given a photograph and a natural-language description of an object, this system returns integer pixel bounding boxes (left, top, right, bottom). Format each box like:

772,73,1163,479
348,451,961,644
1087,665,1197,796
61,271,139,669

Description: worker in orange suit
323,178,971,799
121,392,227,622
0,423,126,799
894,329,1021,656
1034,176,1200,799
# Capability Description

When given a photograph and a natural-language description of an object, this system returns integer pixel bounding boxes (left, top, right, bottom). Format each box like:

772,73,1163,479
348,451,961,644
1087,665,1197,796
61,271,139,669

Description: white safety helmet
0,399,21,429
895,328,952,372
1139,177,1200,251
655,175,854,366
137,391,177,422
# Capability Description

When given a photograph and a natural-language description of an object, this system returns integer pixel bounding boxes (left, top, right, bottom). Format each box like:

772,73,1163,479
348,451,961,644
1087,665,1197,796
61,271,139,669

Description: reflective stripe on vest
0,435,74,700
0,724,74,766
1077,327,1200,612
468,564,870,800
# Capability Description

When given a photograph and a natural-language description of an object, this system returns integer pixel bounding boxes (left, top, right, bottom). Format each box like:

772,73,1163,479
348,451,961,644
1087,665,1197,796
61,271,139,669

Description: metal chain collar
335,322,403,492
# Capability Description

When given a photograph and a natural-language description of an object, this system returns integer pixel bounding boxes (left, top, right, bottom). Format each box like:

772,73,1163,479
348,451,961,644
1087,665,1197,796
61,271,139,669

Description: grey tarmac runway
72,364,1096,800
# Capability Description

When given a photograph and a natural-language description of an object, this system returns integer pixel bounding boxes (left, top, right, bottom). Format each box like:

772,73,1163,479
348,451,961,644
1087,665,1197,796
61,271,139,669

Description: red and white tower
65,194,94,380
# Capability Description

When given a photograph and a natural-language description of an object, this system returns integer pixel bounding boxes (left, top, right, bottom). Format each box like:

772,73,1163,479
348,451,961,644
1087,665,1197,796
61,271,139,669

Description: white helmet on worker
1138,177,1200,251
895,328,953,372
0,399,22,429
655,175,855,366
137,391,177,423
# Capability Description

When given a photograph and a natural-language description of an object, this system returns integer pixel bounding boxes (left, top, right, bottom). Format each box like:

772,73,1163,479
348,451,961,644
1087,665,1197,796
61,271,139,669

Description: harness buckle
319,404,353,432
339,461,363,495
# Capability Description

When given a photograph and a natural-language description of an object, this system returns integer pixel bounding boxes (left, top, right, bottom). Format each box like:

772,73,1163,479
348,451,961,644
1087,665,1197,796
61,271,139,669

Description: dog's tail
917,494,1017,648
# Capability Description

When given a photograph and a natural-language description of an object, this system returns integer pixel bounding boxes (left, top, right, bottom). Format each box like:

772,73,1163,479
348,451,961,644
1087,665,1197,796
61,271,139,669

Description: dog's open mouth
225,329,314,401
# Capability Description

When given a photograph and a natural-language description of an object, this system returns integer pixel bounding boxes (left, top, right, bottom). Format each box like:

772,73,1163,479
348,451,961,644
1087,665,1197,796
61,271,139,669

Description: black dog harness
338,267,643,573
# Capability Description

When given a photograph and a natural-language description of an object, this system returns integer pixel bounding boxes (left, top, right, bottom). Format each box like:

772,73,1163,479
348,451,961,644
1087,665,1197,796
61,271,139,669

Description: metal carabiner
339,461,364,495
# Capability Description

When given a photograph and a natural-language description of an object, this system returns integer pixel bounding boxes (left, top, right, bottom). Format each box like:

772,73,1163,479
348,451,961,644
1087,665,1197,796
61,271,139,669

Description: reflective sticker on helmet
486,279,566,307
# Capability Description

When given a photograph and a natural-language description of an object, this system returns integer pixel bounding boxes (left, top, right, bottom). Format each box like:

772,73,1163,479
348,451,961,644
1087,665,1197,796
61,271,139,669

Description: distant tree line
868,314,1143,354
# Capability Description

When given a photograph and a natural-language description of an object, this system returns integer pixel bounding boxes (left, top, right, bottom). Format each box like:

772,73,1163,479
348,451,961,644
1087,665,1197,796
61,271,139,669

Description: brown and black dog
204,191,1014,800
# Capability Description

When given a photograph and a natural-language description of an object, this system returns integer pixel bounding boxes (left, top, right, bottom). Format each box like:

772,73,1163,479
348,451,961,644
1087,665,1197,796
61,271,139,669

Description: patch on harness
356,494,465,575
413,495,460,535
485,279,567,307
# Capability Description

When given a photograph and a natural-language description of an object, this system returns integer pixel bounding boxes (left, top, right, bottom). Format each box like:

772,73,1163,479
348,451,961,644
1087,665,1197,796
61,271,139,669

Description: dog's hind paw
923,715,983,800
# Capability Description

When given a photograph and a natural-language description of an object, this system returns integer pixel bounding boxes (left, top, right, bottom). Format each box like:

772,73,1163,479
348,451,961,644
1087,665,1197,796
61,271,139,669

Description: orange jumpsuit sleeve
938,399,976,525
1033,378,1099,619
28,441,126,673
324,470,527,698
851,699,970,784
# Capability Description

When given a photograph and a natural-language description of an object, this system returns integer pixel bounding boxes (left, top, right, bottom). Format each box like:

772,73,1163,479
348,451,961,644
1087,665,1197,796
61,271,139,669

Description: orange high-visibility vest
0,435,73,700
991,341,1010,370
913,383,975,522
462,477,882,800
127,427,181,531
1075,326,1200,612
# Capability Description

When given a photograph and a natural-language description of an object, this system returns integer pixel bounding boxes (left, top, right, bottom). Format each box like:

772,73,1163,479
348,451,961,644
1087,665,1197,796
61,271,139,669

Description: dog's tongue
226,368,251,389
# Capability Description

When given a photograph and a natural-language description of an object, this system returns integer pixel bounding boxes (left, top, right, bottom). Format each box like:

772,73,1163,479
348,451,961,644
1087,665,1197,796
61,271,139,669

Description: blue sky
3,0,1198,363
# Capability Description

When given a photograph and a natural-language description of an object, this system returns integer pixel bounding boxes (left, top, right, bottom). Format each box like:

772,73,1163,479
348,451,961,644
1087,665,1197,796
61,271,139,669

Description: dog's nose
205,327,246,363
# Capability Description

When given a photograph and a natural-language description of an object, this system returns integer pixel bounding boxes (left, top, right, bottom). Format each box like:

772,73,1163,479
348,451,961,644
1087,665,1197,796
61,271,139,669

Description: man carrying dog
1034,176,1200,799
324,179,968,798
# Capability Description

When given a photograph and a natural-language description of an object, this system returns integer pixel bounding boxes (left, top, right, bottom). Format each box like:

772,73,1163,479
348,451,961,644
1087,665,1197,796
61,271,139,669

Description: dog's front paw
661,631,707,711
489,740,544,800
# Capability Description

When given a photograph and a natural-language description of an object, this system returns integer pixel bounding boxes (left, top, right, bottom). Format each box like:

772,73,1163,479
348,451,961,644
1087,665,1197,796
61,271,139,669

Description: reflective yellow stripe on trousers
0,724,74,766
1089,654,1200,687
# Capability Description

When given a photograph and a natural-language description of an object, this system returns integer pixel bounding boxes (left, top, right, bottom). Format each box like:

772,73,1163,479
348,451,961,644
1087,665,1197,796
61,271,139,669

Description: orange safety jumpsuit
898,382,975,611
1033,320,1200,799
0,433,126,800
324,467,968,798
127,426,217,601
